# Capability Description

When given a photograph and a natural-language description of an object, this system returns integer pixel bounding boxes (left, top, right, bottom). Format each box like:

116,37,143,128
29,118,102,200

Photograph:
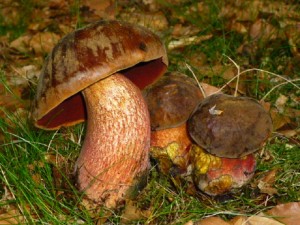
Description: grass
0,0,300,224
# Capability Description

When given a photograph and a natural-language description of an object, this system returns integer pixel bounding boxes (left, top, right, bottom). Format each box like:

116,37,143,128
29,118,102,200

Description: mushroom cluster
188,94,273,195
32,20,168,208
33,19,273,206
143,72,220,183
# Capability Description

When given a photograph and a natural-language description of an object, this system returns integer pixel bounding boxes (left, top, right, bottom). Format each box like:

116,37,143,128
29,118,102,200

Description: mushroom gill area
35,58,167,130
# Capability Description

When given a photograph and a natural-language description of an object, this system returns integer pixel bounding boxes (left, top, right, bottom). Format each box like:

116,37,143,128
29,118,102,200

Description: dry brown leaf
0,210,22,224
119,11,168,32
9,35,31,52
172,23,201,37
218,1,260,22
195,216,231,225
29,32,60,55
0,206,26,225
200,82,222,96
184,221,194,225
9,65,39,87
277,129,298,138
229,21,248,34
58,24,74,36
48,0,68,9
285,23,300,56
269,108,291,131
196,64,234,79
267,202,300,225
250,19,278,42
257,169,278,195
230,214,284,225
168,35,212,50
82,0,116,19
0,84,24,120
275,94,288,113
120,200,151,224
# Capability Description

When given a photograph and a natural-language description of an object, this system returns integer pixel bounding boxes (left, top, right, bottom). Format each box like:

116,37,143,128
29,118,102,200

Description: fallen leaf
195,216,231,225
120,200,151,224
0,208,25,224
267,202,300,225
270,108,291,131
257,169,278,195
172,23,201,37
277,129,298,138
82,0,116,19
119,11,168,32
250,19,278,42
29,32,60,55
230,214,284,225
9,65,40,87
230,21,248,34
168,35,212,50
9,35,31,53
200,82,222,96
275,94,288,113
184,220,194,225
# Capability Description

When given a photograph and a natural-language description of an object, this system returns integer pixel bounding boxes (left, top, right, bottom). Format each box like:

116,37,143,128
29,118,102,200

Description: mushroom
188,94,273,158
142,72,205,174
32,20,168,208
188,93,272,195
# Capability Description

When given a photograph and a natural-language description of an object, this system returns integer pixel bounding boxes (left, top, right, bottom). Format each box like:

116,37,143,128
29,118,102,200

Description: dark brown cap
33,20,168,129
143,72,203,131
188,94,273,158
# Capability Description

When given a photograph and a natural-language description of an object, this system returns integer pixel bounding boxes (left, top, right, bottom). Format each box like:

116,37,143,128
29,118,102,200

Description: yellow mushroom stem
74,73,150,208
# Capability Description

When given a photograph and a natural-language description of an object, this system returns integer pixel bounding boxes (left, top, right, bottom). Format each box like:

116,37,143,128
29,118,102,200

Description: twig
223,54,240,97
185,62,207,98
220,54,300,100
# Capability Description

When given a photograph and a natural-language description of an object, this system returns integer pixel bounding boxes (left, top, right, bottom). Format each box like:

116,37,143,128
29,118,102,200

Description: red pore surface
35,58,166,130
206,154,256,185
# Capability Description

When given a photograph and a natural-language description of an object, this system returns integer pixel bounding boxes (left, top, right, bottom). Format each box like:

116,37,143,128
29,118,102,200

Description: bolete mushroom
188,93,272,195
32,20,168,208
142,72,203,173
188,94,273,158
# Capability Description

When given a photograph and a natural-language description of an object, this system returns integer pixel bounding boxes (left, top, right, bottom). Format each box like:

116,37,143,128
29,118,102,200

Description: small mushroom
188,93,272,195
190,145,256,196
32,20,168,208
143,72,203,173
188,94,273,158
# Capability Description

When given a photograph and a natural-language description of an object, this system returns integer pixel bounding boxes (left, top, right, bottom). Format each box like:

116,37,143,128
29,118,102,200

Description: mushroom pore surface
75,74,150,208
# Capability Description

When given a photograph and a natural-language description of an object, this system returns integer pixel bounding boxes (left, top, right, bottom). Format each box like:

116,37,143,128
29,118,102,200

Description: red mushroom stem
74,73,150,208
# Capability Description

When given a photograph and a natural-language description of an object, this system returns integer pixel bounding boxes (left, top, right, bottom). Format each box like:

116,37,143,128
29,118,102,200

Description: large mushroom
188,94,273,195
32,20,168,208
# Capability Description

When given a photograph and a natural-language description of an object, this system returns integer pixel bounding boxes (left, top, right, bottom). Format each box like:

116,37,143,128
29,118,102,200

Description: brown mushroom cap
188,94,273,158
33,20,168,130
143,72,203,131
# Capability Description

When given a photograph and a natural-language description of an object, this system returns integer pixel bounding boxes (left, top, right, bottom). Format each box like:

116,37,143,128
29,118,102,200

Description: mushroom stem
74,73,150,208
